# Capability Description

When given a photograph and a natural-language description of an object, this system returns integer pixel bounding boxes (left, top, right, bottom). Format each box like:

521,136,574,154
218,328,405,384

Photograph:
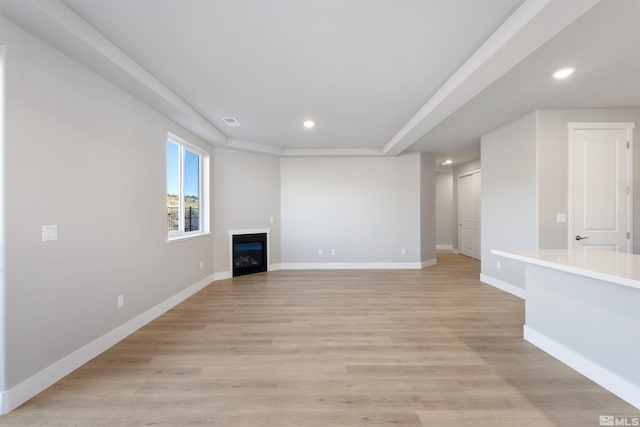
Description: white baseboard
436,244,454,252
268,263,281,272
421,258,437,268
279,262,424,270
0,272,216,415
222,261,430,274
213,271,232,281
524,325,640,410
479,273,525,299
451,249,459,254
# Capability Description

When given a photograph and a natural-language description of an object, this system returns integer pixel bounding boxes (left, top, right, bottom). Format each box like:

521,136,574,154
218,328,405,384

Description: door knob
575,235,589,241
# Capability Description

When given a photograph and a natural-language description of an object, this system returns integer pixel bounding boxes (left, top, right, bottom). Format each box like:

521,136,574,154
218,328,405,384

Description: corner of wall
479,112,537,295
479,273,525,299
0,44,7,395
534,110,540,249
419,152,437,263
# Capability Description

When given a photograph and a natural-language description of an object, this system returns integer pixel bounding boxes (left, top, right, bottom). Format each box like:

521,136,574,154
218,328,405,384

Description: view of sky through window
184,149,199,197
167,141,199,197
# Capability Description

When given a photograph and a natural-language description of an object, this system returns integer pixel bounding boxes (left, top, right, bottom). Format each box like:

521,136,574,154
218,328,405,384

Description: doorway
568,122,634,252
458,170,481,260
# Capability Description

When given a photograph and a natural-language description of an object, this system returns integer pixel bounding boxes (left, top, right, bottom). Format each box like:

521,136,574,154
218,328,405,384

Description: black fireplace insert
232,233,267,277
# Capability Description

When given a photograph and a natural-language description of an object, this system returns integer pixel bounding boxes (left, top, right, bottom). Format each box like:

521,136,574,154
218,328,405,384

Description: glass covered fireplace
232,233,267,277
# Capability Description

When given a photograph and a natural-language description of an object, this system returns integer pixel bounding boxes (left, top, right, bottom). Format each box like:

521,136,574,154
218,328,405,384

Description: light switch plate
556,213,567,223
42,225,58,242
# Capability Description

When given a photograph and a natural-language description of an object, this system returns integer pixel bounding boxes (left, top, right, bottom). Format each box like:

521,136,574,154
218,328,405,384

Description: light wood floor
2,255,638,426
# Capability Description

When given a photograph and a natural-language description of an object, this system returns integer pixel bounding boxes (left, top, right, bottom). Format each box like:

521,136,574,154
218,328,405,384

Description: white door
459,171,481,260
569,123,634,252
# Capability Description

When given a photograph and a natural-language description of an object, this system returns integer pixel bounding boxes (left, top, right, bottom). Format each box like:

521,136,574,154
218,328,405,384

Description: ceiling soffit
0,0,602,158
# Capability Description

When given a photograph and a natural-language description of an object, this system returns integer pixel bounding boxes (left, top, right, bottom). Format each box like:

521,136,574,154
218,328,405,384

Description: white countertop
492,248,640,290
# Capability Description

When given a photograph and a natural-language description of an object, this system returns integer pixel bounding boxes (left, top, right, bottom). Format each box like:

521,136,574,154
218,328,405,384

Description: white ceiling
410,0,640,163
63,0,523,150
1,0,637,165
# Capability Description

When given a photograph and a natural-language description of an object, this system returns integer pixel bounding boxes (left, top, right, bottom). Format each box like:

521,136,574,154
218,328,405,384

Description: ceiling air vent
222,117,241,127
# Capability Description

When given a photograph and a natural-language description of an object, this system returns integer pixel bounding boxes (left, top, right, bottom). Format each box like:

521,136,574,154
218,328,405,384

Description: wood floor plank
1,254,638,426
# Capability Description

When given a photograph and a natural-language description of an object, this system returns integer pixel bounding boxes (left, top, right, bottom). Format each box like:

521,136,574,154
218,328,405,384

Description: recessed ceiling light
553,67,575,79
441,159,453,166
303,120,315,129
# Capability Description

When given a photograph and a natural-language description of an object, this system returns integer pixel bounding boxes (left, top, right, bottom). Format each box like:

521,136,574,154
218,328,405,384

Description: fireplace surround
228,228,271,277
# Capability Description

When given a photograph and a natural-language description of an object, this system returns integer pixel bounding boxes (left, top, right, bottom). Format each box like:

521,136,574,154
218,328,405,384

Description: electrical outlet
199,261,203,270
331,249,335,256
401,248,406,255
269,216,274,223
117,294,124,309
497,261,501,270
318,249,323,255
42,225,58,242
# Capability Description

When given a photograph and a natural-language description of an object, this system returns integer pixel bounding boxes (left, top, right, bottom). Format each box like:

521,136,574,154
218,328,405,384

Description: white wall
1,15,215,397
0,9,451,412
536,109,640,252
213,148,280,276
435,171,454,247
280,154,424,266
481,112,538,291
481,109,640,297
0,44,6,393
420,152,436,263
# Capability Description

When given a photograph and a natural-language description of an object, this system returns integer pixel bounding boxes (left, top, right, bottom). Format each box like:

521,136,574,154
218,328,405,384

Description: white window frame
167,133,210,241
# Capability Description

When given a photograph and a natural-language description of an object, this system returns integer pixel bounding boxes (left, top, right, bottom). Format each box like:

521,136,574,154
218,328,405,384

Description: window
167,134,208,239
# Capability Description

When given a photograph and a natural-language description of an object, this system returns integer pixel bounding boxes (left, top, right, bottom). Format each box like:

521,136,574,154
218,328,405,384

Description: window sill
166,231,212,244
